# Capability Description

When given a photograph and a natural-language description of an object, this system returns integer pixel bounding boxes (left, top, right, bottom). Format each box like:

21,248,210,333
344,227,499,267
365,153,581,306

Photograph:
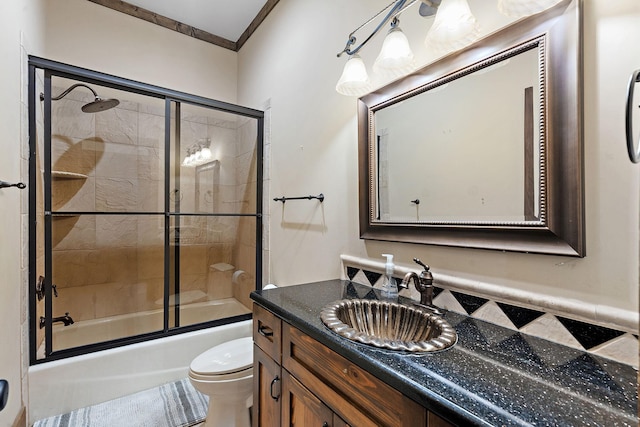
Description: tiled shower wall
38,84,257,325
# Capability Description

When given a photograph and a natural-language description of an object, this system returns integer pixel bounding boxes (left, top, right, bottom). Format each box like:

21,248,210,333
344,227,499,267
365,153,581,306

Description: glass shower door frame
28,56,264,364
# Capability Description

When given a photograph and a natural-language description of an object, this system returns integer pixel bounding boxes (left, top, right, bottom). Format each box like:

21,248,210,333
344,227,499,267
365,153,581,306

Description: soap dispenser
381,253,398,299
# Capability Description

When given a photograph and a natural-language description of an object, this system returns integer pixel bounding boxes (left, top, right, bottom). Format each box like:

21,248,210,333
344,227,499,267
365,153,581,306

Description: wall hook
0,180,26,190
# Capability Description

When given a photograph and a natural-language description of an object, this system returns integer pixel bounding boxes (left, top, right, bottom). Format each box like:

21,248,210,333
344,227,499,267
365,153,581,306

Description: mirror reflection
374,44,542,224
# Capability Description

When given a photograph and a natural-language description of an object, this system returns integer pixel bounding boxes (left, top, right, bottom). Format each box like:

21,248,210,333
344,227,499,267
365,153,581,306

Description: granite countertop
250,280,638,427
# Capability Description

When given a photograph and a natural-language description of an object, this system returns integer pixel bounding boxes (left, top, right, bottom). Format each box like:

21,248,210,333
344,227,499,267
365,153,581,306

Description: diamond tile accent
450,291,489,315
473,301,517,331
351,270,370,287
589,333,639,368
433,290,467,316
520,314,583,350
363,270,382,287
557,317,626,350
496,302,545,329
346,266,358,280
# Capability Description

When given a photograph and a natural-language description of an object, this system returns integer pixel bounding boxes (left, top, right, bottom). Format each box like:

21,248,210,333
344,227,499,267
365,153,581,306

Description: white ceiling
123,0,268,42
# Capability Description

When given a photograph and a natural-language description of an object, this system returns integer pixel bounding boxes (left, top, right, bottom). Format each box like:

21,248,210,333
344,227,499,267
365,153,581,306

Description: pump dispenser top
381,253,398,298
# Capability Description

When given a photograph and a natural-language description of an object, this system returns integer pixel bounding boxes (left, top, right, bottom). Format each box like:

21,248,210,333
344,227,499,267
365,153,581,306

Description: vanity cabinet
253,303,454,427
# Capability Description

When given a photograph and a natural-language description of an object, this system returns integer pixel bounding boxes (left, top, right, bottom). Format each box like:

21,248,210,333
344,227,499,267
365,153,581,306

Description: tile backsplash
343,261,638,368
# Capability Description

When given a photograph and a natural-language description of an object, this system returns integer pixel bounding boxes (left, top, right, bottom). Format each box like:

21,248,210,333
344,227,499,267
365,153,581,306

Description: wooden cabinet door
253,345,282,427
282,371,334,427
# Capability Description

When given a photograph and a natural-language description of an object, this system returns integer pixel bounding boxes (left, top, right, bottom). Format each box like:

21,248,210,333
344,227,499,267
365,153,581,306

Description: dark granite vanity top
250,280,638,427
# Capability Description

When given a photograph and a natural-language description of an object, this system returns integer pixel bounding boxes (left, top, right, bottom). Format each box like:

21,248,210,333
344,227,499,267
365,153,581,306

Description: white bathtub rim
28,319,252,425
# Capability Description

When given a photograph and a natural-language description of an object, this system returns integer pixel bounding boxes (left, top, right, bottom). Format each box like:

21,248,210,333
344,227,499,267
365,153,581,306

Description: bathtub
47,297,251,352
28,300,252,424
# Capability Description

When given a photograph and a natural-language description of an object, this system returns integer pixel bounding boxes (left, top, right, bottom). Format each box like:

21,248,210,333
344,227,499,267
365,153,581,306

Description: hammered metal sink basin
320,299,457,353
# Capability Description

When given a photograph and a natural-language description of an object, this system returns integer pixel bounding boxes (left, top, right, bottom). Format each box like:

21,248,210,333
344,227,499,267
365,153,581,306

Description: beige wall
238,0,640,314
0,0,45,424
41,0,238,104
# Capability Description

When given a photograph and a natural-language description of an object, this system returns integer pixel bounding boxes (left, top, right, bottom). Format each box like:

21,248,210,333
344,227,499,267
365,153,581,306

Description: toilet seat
189,337,253,377
189,366,252,382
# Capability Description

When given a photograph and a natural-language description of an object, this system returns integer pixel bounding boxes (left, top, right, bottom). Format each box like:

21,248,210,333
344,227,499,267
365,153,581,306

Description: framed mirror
358,0,584,257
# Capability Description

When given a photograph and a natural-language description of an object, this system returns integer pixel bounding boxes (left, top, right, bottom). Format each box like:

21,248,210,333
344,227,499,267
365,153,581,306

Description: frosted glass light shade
336,54,372,96
497,0,563,18
373,26,415,77
424,0,480,54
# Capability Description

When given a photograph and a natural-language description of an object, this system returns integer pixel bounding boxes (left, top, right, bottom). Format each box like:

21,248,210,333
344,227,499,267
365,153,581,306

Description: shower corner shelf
51,171,88,180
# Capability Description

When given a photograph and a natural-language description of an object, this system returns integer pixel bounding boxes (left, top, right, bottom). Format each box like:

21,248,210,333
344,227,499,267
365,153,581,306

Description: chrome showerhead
81,97,120,113
43,83,120,113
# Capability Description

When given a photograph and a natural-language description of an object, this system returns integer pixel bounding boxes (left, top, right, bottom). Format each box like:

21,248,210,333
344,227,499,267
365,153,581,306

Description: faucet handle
413,258,429,272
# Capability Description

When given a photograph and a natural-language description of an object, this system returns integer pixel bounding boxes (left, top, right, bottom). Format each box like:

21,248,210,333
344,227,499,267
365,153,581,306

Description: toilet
188,336,254,427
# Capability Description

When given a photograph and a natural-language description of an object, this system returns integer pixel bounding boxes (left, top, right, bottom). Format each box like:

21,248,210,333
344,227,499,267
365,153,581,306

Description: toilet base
202,398,250,427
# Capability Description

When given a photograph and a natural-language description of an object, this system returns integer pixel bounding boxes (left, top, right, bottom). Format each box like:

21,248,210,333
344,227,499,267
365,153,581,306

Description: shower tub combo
29,312,251,424
28,56,264,425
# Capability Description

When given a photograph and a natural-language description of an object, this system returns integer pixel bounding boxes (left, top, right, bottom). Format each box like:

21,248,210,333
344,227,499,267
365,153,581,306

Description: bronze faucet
400,258,434,306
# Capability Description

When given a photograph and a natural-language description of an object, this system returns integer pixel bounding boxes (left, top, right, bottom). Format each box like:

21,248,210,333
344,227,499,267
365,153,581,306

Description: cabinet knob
322,423,329,427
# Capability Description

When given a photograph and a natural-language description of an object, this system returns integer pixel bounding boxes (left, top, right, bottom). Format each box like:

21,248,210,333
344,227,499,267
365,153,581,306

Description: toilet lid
190,337,253,375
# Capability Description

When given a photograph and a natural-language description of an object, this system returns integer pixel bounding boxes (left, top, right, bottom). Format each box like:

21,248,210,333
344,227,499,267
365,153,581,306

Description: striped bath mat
33,378,208,427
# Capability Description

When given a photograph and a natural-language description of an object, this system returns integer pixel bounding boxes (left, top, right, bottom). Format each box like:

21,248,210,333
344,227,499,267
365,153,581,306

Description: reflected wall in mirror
358,0,584,256
195,160,220,213
376,43,542,223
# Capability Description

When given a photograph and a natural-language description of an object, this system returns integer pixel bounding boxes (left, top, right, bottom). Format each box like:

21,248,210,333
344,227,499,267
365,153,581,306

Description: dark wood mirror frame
358,0,584,257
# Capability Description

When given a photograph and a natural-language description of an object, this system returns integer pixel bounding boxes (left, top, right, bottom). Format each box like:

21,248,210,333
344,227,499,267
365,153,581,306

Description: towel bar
0,180,26,190
274,193,324,203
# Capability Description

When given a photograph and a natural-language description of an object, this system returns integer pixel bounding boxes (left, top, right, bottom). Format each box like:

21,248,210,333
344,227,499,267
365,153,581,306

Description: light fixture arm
50,83,99,101
337,0,416,57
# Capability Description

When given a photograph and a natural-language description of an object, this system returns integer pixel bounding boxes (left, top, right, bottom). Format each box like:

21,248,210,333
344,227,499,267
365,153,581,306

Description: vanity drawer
282,323,427,427
253,303,282,363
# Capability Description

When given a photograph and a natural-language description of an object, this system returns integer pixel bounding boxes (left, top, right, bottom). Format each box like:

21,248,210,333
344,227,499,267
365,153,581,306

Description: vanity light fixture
182,138,213,167
336,0,563,96
424,0,480,53
336,0,478,96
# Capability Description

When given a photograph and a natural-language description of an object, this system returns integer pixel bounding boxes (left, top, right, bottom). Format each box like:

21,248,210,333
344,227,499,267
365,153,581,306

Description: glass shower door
40,75,167,355
168,102,257,328
30,57,262,363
